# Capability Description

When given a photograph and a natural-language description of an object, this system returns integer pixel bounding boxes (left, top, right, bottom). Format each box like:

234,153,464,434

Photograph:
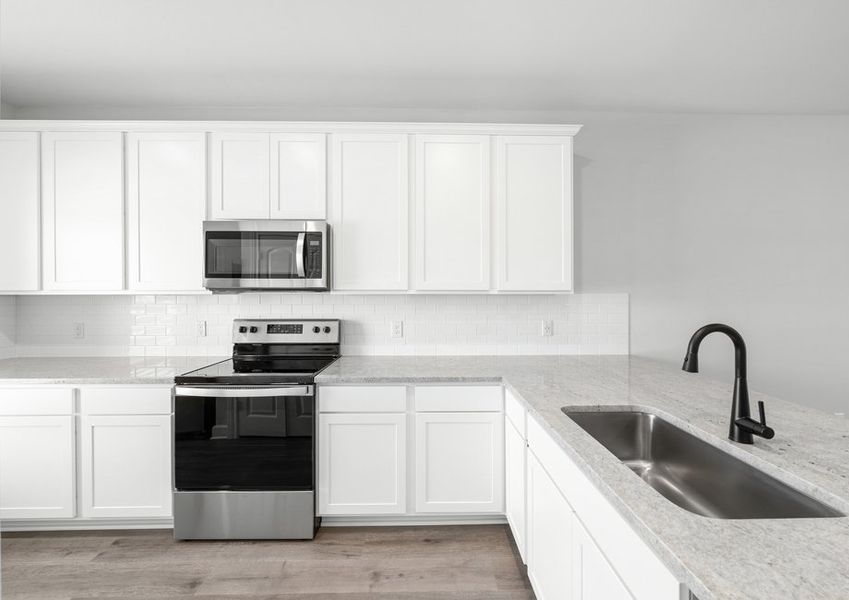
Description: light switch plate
72,322,85,339
197,320,208,337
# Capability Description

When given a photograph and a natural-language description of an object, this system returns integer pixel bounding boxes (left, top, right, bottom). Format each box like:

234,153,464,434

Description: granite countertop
316,355,849,600
0,356,226,385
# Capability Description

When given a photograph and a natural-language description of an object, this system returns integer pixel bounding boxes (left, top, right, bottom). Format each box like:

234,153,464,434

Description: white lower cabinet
504,415,527,561
80,414,172,518
78,387,174,519
0,385,173,528
0,415,76,519
525,413,681,600
572,517,634,600
318,412,407,515
414,412,504,513
527,451,574,600
317,384,504,518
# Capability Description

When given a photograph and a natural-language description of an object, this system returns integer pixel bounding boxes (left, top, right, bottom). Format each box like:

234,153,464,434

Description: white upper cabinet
41,131,124,291
211,132,327,220
331,133,409,290
127,132,206,291
210,132,271,219
495,136,574,291
270,133,326,219
0,132,40,291
414,135,490,291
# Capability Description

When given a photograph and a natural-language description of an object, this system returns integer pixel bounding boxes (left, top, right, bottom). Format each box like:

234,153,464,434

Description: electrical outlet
391,320,404,338
541,320,554,337
73,322,85,339
197,320,208,337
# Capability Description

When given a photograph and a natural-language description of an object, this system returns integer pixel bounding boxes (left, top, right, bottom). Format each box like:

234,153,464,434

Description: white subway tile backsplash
11,293,629,357
0,297,16,359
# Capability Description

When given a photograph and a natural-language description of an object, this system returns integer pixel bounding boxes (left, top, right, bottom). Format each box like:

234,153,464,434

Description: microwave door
265,246,296,278
257,232,303,280
207,233,259,279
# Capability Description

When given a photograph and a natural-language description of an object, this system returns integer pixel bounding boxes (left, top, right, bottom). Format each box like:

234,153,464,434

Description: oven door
203,220,328,291
174,385,315,492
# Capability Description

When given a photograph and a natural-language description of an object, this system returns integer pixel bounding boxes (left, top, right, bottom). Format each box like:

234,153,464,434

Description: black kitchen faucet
682,323,775,444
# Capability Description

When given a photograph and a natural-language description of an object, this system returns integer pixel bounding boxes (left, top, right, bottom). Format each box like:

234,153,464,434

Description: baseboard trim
2,514,507,532
1,517,173,532
320,514,508,527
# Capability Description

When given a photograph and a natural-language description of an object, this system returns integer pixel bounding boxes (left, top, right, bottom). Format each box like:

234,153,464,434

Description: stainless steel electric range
173,319,340,540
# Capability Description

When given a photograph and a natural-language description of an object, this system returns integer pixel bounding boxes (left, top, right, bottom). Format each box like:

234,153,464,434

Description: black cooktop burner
175,355,339,386
175,319,341,386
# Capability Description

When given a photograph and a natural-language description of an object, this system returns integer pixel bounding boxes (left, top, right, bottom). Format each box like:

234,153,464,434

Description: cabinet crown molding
0,120,582,136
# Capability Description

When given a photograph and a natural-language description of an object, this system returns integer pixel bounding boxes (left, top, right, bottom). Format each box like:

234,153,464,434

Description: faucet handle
758,400,767,426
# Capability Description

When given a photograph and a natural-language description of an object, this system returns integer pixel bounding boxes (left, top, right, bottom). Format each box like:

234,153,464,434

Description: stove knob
323,326,332,334
249,326,258,333
238,326,248,333
312,326,321,334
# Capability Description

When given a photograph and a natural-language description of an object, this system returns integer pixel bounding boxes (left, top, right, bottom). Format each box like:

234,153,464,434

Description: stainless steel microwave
203,220,329,292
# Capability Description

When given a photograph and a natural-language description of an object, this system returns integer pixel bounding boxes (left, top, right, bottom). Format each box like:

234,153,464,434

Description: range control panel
232,319,340,344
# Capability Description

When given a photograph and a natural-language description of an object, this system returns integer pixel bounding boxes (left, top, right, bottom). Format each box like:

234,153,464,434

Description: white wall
572,113,849,415
14,293,628,358
0,102,17,118
0,297,16,359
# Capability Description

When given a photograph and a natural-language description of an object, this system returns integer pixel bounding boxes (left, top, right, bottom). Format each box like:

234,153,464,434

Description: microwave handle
295,232,306,278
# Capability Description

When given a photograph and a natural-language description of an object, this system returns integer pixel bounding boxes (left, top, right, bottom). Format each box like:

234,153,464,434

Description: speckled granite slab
0,356,226,385
317,355,849,600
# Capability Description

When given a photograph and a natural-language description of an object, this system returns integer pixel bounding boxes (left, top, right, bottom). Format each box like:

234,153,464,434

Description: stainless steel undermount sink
563,409,843,520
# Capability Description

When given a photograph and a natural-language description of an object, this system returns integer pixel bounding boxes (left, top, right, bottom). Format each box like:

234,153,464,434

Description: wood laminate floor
0,525,534,600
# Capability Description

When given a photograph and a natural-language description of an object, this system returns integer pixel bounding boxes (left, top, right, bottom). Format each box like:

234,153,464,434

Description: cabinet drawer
414,386,502,412
319,386,406,413
527,415,680,600
0,388,74,416
504,387,526,436
81,386,172,415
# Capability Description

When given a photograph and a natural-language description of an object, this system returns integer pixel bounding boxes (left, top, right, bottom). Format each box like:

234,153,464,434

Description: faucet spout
682,323,747,379
681,324,772,444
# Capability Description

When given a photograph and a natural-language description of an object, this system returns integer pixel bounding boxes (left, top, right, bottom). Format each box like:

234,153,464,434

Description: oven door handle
295,232,306,278
175,385,313,398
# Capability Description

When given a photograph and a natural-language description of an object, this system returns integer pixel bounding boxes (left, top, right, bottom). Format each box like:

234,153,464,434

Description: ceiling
2,0,849,114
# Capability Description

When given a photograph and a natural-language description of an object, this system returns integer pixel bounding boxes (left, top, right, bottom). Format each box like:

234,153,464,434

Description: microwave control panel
304,233,323,279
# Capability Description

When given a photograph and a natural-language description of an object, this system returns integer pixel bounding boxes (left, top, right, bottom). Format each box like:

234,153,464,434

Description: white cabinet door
414,412,504,513
331,133,409,290
127,132,206,291
80,414,172,518
572,518,634,600
0,132,40,291
495,136,573,291
270,133,326,219
527,451,574,600
414,135,490,290
505,417,527,562
210,132,270,219
42,131,124,291
0,415,75,519
318,413,406,515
